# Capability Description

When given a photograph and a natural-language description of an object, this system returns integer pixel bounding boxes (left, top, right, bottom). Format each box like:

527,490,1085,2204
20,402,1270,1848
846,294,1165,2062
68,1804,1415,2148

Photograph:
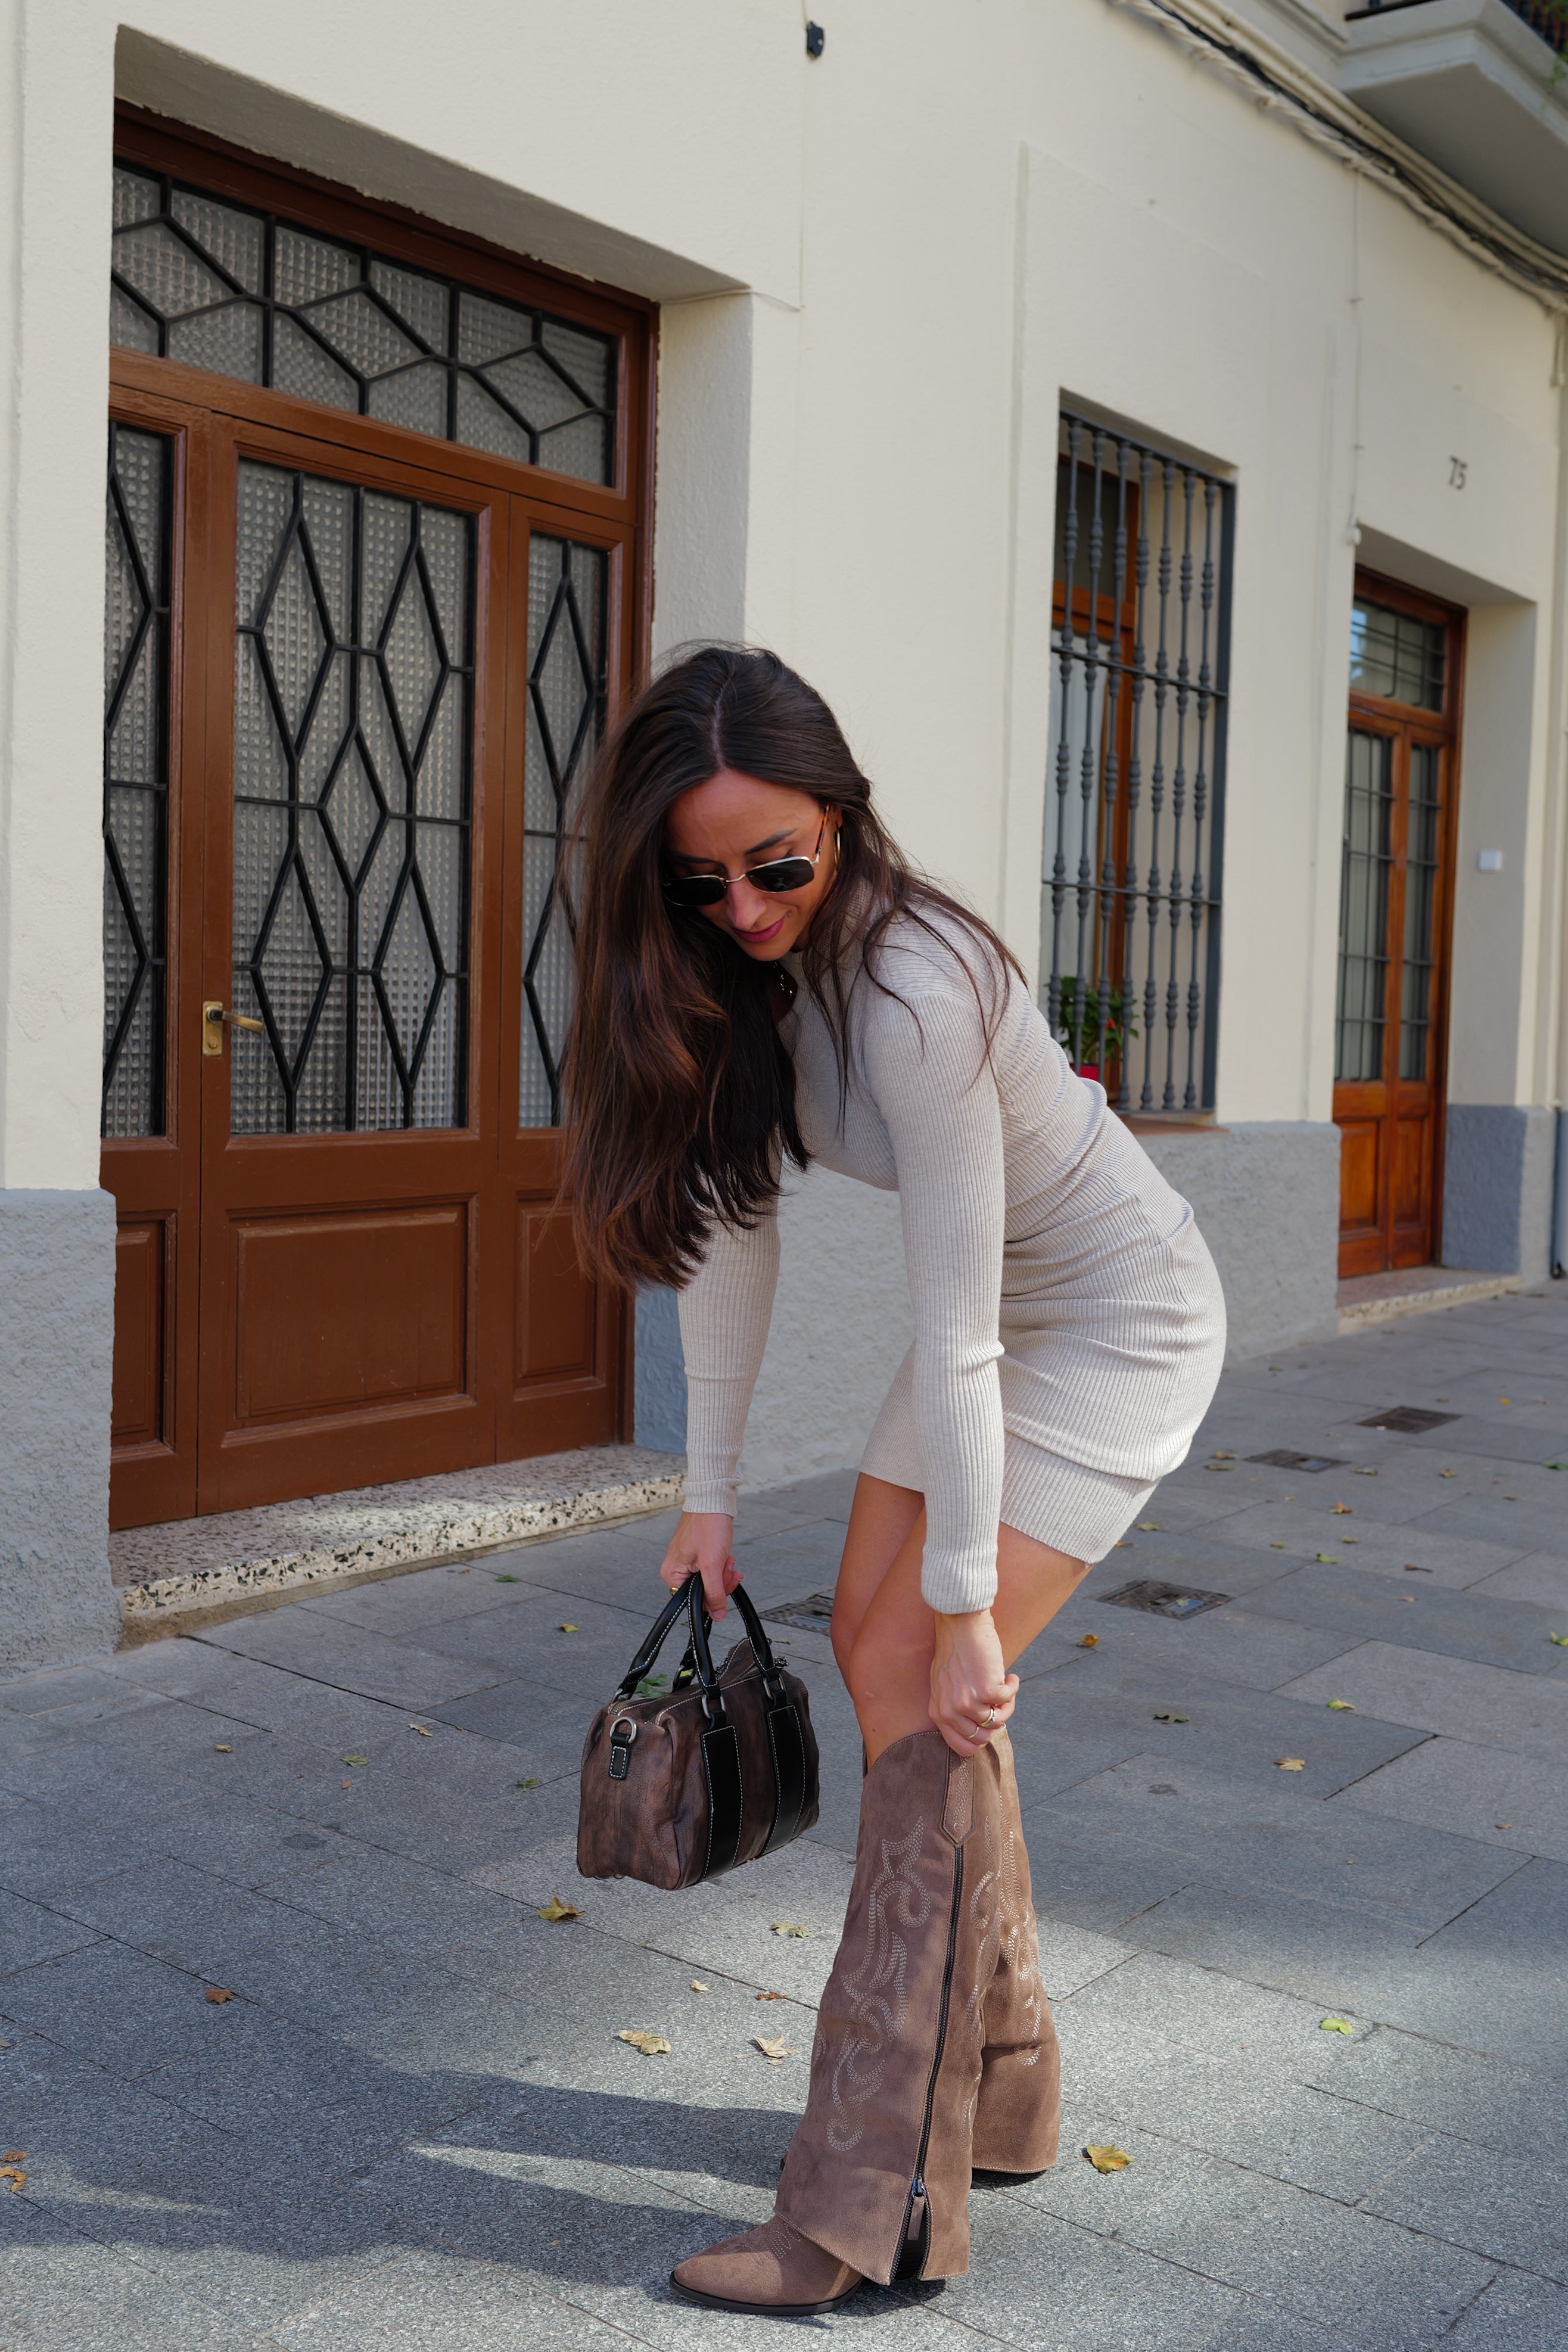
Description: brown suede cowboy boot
673,1726,1007,2311
969,1729,1062,2181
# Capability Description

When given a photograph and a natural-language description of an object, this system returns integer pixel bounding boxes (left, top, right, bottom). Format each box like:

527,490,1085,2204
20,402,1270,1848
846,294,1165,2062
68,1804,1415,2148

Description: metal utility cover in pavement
1248,1449,1346,1472
1359,1407,1459,1434
762,1591,836,1633
1100,1581,1231,1620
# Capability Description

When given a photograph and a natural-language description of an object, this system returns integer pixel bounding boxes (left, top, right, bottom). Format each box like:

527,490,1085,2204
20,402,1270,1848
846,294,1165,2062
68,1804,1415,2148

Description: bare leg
831,1472,1090,1765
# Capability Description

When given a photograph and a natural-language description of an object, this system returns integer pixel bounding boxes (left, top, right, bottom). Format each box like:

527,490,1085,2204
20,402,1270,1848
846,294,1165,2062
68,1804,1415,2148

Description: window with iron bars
1044,412,1233,1113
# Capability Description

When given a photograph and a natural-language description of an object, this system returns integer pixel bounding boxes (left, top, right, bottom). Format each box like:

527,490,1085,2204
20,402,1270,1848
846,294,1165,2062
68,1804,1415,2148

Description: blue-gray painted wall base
0,1189,122,1677
634,1285,687,1454
1136,1119,1342,1360
1442,1105,1555,1277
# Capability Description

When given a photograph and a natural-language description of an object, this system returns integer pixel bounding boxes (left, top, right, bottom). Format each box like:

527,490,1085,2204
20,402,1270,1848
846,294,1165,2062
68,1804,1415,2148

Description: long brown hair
562,646,1019,1290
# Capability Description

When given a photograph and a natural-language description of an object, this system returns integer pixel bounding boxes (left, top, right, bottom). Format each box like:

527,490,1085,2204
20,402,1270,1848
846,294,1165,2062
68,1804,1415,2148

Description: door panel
1332,578,1461,1277
111,1217,169,1449
102,395,209,1526
232,1203,470,1421
198,420,507,1511
496,505,629,1460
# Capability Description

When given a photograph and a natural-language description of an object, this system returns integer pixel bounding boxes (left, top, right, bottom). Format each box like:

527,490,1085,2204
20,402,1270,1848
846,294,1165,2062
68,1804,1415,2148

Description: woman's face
664,770,839,961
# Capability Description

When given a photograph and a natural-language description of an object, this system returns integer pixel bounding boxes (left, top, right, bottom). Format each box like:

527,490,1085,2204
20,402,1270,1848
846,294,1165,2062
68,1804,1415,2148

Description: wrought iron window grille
519,536,608,1128
103,422,173,1138
231,462,476,1135
1045,412,1233,1115
111,163,617,488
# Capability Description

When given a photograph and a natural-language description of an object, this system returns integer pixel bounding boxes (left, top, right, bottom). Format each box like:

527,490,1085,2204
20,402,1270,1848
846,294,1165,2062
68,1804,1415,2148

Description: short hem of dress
859,1432,1156,1565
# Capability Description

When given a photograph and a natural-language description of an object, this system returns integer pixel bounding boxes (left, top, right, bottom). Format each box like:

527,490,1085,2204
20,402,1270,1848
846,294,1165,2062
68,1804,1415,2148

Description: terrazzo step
1337,1269,1523,1331
111,1443,685,1637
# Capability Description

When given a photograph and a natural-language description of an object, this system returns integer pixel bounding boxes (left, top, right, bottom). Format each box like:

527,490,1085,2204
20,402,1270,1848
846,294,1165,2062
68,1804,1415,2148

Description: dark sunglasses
663,811,830,910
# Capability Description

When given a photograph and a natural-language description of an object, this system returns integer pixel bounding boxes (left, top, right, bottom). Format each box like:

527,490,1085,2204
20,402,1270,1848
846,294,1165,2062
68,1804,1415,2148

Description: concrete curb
115,1449,685,1636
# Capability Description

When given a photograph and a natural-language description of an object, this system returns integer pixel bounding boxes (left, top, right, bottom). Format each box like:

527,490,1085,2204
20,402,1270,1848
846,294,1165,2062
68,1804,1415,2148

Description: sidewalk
2,1284,1566,2349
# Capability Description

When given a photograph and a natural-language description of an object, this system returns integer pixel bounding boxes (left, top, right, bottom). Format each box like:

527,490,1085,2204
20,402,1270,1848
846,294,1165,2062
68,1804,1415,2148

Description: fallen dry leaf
538,1896,579,1923
773,1921,809,1939
341,1781,353,1790
496,1573,521,1582
206,1986,234,2004
1551,1634,1568,1647
1326,1699,1355,1712
1330,1504,1352,1515
1439,1469,1457,1478
754,2034,793,2061
757,1990,785,2001
1315,1553,1339,1564
1,2152,22,2163
517,1777,539,1788
1084,2144,1132,2173
1355,1467,1379,1475
410,1724,433,1736
690,1981,710,1993
636,1674,668,1697
618,2029,671,2056
1270,1542,1286,1549
0,2163,24,2194
1275,1757,1305,1771
558,1623,580,1634
1210,1451,1235,1461
1497,1821,1513,1830
1153,1712,1189,1723
1135,1521,1162,1532
341,1754,369,1768
1078,1633,1099,1648
1404,1564,1431,1574
214,1744,233,1754
1343,1537,1359,1545
1319,2017,1354,2035
1548,1460,1568,1472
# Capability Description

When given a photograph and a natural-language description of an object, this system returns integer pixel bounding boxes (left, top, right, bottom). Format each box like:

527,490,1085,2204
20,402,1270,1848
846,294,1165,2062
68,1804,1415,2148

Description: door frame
104,110,656,1526
1335,567,1466,1277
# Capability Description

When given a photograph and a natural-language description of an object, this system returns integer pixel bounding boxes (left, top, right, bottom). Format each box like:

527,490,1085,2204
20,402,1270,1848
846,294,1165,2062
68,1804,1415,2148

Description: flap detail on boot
941,1756,973,1845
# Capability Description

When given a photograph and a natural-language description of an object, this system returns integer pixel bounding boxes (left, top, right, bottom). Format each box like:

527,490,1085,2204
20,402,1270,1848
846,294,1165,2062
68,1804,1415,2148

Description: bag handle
611,1575,789,1710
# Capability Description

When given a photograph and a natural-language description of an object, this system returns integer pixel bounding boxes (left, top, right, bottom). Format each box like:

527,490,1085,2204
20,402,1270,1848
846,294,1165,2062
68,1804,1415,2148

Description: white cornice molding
1107,0,1568,312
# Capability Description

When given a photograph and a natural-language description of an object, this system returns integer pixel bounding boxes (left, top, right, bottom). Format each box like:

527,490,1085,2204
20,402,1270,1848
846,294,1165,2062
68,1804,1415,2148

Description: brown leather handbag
577,1576,820,1889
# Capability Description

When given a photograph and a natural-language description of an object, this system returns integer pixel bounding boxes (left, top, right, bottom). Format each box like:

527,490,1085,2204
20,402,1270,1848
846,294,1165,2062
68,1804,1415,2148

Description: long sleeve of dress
676,1200,781,1518
858,981,1007,1614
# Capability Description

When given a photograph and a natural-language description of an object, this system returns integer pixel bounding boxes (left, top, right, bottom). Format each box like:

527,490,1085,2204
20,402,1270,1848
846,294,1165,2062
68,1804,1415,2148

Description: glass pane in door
519,535,606,1127
103,424,172,1137
1399,743,1441,1081
1335,728,1393,1083
231,461,474,1133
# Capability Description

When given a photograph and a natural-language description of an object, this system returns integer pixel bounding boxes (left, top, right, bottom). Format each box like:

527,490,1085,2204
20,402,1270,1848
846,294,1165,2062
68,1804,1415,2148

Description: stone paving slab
4,1283,1568,2345
1279,1642,1568,1754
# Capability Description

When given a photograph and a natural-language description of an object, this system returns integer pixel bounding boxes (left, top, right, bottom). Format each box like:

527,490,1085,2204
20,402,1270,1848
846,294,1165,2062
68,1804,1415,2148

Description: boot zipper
894,1846,963,2282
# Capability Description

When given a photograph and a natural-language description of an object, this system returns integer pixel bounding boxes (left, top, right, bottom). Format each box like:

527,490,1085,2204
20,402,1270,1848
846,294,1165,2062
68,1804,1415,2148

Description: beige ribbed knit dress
677,907,1227,1614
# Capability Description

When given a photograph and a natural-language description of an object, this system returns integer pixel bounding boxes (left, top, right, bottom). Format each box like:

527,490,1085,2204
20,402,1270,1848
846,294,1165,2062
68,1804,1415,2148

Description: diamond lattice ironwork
520,536,607,1128
112,161,615,487
232,460,474,1134
102,422,172,1137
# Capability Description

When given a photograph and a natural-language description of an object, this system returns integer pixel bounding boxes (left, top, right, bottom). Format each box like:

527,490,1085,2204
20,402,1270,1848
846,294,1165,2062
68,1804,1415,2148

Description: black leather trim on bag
700,1721,745,1878
763,1700,808,1853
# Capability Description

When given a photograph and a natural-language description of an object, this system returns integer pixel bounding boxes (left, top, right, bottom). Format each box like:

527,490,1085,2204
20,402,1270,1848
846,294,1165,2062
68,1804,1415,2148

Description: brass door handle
202,1000,265,1055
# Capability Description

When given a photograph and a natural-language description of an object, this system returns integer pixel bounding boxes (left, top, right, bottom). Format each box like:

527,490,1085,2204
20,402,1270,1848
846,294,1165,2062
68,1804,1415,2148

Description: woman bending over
565,648,1225,2315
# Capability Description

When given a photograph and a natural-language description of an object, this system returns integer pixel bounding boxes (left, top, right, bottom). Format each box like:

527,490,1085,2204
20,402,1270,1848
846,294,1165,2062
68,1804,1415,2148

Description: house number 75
1449,457,1467,489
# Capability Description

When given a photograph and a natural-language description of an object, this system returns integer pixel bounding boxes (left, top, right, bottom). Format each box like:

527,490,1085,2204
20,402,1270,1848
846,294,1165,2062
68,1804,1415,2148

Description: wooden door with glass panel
101,115,648,1526
1333,578,1461,1277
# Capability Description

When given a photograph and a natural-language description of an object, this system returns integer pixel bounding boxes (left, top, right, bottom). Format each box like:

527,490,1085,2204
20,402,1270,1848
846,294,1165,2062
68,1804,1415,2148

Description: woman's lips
734,913,787,947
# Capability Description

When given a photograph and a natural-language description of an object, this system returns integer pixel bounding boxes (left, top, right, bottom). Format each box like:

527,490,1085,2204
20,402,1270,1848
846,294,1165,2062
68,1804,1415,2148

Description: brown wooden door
102,116,651,1527
194,416,511,1510
1333,577,1462,1277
